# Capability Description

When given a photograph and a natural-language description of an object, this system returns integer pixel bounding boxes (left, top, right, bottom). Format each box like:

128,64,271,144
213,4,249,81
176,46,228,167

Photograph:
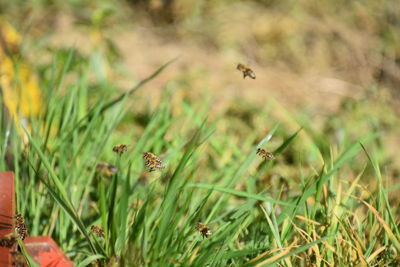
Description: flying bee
11,251,26,267
90,225,105,238
96,163,118,177
256,148,274,160
237,63,256,79
196,222,212,238
113,144,128,155
14,214,27,240
0,233,17,248
143,152,164,172
139,170,149,185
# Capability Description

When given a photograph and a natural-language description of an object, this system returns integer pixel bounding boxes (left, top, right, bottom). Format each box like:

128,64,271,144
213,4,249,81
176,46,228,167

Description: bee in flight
11,251,26,266
96,163,118,177
237,63,256,79
14,214,28,240
143,152,164,172
0,233,17,248
256,148,274,160
139,170,149,185
90,225,105,238
113,144,128,155
196,222,212,238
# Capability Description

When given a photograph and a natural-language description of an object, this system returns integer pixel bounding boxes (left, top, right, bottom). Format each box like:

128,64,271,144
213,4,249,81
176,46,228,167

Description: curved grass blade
76,255,106,267
152,119,208,254
360,142,400,238
57,57,179,144
18,239,40,267
245,236,332,266
188,183,294,207
24,128,98,254
274,127,302,154
100,56,179,114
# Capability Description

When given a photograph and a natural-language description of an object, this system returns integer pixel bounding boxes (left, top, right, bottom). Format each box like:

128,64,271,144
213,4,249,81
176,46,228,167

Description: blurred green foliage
1,0,400,265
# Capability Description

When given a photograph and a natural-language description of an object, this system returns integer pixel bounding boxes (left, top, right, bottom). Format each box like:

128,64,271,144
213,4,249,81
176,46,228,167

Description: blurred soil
48,10,383,116
2,0,399,119
1,0,400,184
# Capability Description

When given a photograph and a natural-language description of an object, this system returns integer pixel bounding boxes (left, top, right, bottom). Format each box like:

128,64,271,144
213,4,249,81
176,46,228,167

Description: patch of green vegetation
1,0,400,265
1,46,399,266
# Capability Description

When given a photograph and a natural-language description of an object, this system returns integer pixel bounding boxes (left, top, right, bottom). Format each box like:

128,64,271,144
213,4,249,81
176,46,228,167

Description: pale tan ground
3,1,400,188
49,11,372,118
42,8,400,173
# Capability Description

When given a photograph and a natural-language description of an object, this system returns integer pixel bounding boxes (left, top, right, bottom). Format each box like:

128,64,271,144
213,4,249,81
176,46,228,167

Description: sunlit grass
1,46,399,266
1,1,400,264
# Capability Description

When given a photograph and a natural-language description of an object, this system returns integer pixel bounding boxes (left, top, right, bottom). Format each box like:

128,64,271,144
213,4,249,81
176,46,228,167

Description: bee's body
91,225,105,238
11,251,26,266
256,148,274,160
143,152,164,172
113,144,128,155
196,222,212,238
0,214,27,245
14,214,27,240
0,233,17,248
237,63,256,79
96,163,118,177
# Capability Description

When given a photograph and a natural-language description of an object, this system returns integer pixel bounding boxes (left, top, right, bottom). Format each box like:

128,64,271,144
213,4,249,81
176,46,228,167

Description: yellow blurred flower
0,18,42,124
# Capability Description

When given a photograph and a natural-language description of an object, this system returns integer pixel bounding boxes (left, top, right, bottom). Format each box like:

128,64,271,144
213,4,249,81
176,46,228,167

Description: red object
0,171,15,267
24,236,73,267
0,172,73,267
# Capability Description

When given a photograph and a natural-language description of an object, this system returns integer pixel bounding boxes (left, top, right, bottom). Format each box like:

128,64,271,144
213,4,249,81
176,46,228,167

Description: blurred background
1,0,400,174
1,1,400,264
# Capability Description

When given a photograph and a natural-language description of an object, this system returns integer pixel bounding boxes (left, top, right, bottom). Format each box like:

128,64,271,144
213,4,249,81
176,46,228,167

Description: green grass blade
188,183,294,207
76,255,105,267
